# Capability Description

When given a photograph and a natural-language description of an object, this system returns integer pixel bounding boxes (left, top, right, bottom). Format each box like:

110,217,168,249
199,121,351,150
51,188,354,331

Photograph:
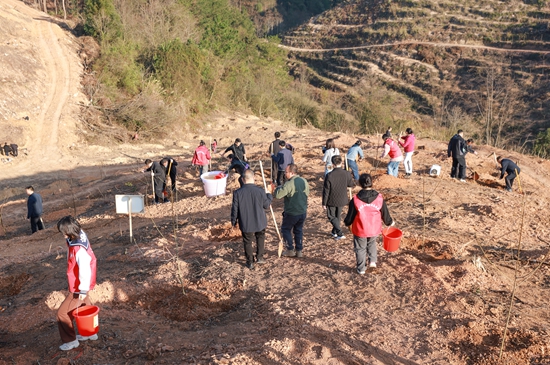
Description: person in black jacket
268,132,282,184
231,169,273,269
143,159,167,204
447,130,467,181
161,157,178,193
322,155,355,240
497,156,521,192
26,186,45,233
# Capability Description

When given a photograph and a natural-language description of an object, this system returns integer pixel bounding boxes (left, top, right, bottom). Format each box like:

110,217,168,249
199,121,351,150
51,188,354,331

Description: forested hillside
30,0,550,156
281,0,550,155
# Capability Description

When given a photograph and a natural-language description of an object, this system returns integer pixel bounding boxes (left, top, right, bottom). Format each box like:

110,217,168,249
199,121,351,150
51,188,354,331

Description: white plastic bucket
429,164,441,177
200,171,228,197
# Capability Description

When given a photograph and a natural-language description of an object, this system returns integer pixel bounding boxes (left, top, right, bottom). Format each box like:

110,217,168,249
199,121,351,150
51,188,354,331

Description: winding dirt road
280,40,550,54
1,0,83,179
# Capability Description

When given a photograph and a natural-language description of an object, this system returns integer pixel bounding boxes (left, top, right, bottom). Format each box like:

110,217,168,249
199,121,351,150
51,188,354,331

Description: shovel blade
278,240,283,258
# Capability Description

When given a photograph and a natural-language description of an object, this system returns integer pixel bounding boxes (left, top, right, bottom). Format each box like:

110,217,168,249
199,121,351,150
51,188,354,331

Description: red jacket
67,231,97,294
351,194,384,238
192,145,211,166
399,134,416,153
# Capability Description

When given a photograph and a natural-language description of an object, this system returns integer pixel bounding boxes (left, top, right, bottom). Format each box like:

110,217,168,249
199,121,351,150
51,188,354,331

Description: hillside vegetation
281,0,550,154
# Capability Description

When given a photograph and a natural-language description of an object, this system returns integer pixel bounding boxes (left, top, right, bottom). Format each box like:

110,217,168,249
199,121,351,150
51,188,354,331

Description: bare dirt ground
1,1,550,365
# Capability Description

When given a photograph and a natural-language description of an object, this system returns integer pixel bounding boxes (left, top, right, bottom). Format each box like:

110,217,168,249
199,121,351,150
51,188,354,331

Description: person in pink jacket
191,140,212,176
399,128,416,178
380,134,403,177
56,216,98,351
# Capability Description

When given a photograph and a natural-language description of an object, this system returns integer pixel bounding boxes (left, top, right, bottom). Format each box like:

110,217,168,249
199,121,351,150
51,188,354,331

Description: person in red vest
380,133,403,177
56,216,98,351
344,173,394,274
191,140,212,176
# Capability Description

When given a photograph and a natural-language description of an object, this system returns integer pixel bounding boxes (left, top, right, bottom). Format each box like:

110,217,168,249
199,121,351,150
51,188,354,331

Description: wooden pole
209,137,212,171
259,161,284,257
128,198,133,244
344,152,352,200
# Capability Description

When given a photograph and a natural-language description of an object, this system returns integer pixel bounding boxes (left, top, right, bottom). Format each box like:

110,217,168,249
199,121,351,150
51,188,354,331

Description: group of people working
2,142,18,157
229,131,395,277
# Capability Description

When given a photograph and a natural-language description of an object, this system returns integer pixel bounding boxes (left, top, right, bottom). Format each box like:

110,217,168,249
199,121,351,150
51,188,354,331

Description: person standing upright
497,156,521,192
143,159,167,204
380,134,403,177
322,155,355,240
231,169,273,269
55,216,98,351
322,139,340,175
268,132,282,184
10,143,18,157
399,128,416,178
447,130,467,182
26,186,45,234
271,140,294,186
223,138,247,163
344,174,394,275
346,140,364,180
274,164,310,258
3,143,12,156
191,141,211,176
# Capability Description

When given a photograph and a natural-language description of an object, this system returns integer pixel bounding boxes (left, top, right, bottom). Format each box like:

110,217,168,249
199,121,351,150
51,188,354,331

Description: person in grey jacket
231,169,273,269
271,140,294,186
322,155,355,240
26,186,45,234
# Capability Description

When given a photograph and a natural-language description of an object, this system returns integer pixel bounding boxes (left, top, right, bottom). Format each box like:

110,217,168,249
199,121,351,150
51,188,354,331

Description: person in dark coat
26,186,45,234
231,169,273,269
447,130,467,181
143,159,167,204
322,155,355,240
161,156,178,192
3,143,12,156
271,140,294,186
10,144,18,157
268,132,282,184
497,156,521,192
344,174,394,274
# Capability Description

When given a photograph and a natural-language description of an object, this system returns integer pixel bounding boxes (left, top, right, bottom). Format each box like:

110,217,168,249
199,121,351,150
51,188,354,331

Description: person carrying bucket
344,173,394,275
56,216,98,351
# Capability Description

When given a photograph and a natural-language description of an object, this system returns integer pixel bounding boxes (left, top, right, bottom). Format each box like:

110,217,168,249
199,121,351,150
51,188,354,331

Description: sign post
115,195,145,244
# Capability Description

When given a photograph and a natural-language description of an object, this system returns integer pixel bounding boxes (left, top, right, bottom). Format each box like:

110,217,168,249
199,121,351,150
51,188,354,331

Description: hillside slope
0,0,86,178
281,0,550,146
1,1,550,365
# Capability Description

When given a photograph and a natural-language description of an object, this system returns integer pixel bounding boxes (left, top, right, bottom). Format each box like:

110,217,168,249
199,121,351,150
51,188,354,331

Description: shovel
259,161,284,258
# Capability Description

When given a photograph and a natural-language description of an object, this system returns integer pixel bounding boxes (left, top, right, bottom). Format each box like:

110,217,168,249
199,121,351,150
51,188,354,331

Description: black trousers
505,171,517,189
326,206,344,236
169,169,177,192
30,216,45,234
276,170,287,187
450,157,466,179
242,230,266,264
153,178,165,202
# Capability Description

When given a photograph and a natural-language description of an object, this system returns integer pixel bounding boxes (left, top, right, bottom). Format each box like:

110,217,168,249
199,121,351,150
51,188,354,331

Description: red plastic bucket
73,305,100,336
382,227,402,252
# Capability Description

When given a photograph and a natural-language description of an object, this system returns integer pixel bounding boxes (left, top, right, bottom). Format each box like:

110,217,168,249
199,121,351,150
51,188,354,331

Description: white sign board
115,195,145,214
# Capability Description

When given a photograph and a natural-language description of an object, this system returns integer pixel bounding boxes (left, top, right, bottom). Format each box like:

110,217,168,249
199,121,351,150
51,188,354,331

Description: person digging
497,156,520,192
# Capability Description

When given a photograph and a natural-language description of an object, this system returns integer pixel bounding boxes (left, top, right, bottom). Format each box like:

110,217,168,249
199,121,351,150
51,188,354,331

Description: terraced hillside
281,0,550,147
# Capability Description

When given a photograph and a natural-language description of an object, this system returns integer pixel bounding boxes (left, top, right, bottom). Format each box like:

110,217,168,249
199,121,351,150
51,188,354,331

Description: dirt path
1,0,83,179
280,40,550,54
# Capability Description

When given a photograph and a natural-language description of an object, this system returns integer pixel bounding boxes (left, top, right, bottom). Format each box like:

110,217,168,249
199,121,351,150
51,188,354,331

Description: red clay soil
1,118,550,365
1,1,550,364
